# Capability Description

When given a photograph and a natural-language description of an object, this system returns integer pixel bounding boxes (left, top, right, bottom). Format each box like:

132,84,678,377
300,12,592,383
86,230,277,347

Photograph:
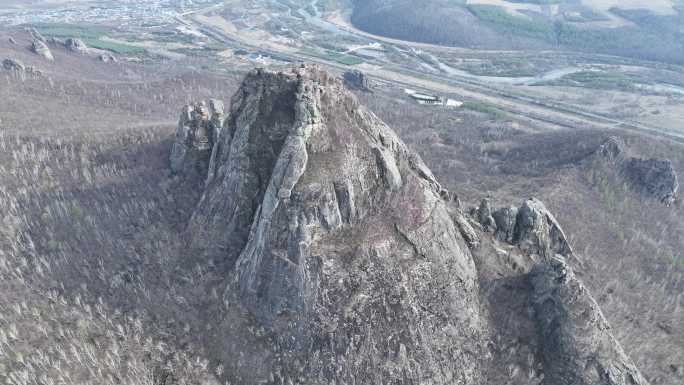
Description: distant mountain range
350,0,684,64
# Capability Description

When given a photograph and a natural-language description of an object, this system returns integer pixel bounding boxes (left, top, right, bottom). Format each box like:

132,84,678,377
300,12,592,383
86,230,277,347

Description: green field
82,38,146,55
33,23,108,39
462,101,506,119
467,4,555,41
32,23,145,55
549,71,647,91
300,48,364,66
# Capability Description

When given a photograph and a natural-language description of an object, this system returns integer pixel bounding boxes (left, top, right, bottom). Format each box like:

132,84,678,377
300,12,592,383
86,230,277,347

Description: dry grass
360,86,684,385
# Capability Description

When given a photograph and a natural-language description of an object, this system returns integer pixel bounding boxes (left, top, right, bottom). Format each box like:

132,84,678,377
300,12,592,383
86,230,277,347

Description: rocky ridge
171,66,649,385
30,39,54,61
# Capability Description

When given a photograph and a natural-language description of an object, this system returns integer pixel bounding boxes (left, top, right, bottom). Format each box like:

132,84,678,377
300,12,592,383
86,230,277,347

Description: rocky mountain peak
169,66,649,385
175,65,482,383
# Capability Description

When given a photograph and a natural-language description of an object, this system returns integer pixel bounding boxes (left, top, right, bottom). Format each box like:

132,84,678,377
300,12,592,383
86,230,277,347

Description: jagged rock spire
182,66,483,384
170,99,225,178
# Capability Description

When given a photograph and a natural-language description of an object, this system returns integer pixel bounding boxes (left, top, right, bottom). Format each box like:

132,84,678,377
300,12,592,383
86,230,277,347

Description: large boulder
64,38,89,53
491,206,518,243
624,158,679,205
595,137,679,205
31,39,54,61
343,70,372,91
487,198,572,259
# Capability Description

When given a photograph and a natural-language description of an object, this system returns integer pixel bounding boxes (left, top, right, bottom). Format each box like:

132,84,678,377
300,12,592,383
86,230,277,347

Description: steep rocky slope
171,66,649,385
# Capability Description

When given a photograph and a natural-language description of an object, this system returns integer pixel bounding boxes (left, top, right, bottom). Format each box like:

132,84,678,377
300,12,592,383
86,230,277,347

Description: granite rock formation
343,70,372,91
2,58,24,72
65,38,89,54
31,39,54,61
474,197,647,385
530,258,649,385
2,58,39,76
171,66,649,385
624,158,679,205
476,198,573,259
170,99,226,179
595,137,679,205
178,66,483,384
99,53,117,63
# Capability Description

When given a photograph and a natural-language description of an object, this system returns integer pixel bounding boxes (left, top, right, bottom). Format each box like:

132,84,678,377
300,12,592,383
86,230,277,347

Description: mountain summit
171,66,648,385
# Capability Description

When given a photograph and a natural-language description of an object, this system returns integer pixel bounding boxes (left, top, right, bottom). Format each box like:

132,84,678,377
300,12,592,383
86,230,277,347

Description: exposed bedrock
171,66,648,385
170,99,226,180
595,136,679,205
180,66,483,384
530,258,649,385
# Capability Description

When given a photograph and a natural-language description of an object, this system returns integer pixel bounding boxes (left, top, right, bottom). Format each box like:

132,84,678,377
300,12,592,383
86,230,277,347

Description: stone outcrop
513,198,573,258
172,66,648,385
169,100,225,178
475,197,497,232
31,39,54,61
453,211,481,248
2,58,40,76
99,54,117,63
530,258,649,385
596,136,626,162
473,197,648,385
2,58,25,72
624,158,679,205
491,206,518,243
343,70,372,91
180,66,483,384
65,38,89,54
595,137,679,205
475,198,572,259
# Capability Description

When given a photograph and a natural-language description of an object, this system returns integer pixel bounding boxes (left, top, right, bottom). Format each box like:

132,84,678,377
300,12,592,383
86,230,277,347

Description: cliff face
172,66,649,385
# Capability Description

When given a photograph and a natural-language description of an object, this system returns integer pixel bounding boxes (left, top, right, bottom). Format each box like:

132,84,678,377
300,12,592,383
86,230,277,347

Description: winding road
185,1,684,143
